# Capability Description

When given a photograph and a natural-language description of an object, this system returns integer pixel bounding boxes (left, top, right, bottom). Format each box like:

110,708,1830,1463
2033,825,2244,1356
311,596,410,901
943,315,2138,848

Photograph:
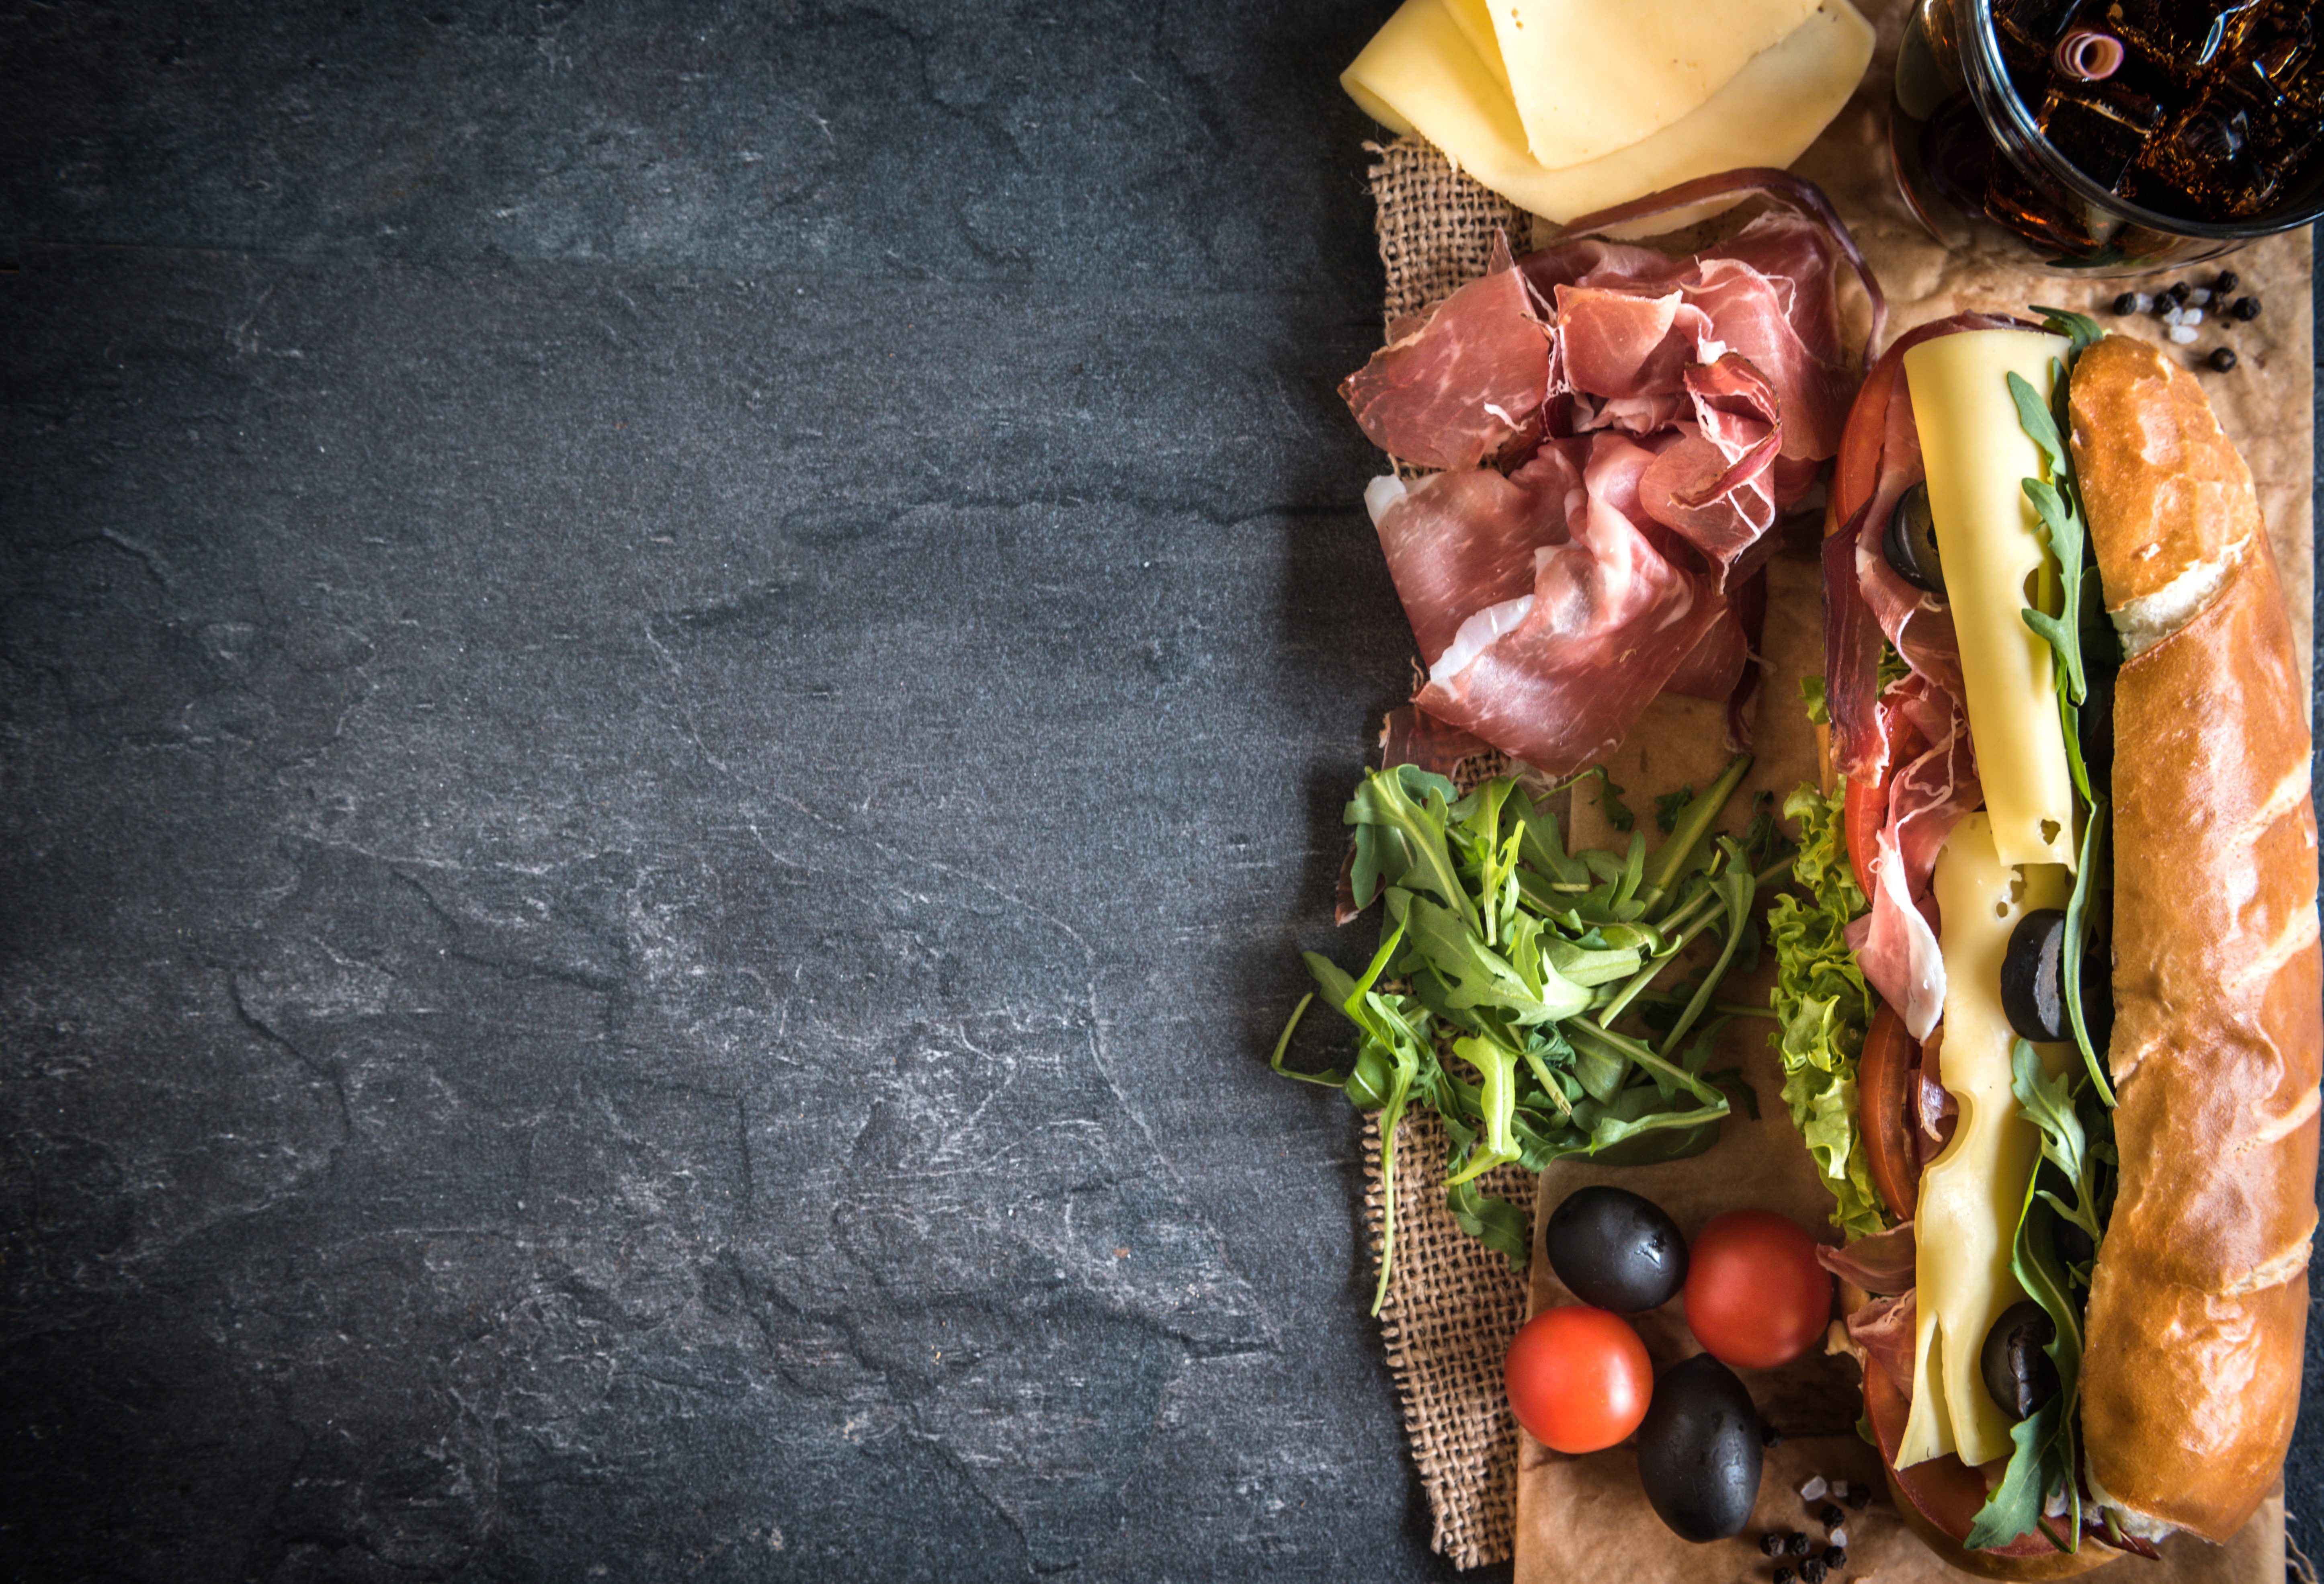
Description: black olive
2053,1215,2097,1268
2079,665,2115,794
1543,1185,1687,1313
1883,482,1944,594
1636,1353,1764,1542
1980,1299,2060,1420
2001,908,2068,1043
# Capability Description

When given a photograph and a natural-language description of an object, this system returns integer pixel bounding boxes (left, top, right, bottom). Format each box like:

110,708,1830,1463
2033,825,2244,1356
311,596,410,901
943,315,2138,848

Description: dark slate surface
0,4,2317,1582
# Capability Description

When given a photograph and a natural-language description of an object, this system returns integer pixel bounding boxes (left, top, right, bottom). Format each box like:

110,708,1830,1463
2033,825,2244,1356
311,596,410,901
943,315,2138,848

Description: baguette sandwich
1776,316,2319,1573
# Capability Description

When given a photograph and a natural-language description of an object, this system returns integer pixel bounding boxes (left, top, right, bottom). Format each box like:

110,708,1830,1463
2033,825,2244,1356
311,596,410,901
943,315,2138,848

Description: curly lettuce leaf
1767,784,1888,1238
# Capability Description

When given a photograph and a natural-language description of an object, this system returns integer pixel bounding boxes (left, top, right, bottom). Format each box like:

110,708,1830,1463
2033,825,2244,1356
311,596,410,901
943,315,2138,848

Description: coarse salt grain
1799,1475,1829,1502
2129,291,2154,313
2189,288,2212,305
2170,324,2200,344
2162,304,2185,326
1830,1527,1849,1549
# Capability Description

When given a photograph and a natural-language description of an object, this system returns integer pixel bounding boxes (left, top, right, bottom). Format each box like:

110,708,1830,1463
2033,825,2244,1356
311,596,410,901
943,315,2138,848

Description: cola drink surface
1891,0,2324,268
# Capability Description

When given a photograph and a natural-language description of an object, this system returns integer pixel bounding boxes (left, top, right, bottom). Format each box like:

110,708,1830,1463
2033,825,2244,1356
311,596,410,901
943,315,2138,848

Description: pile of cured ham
1343,175,1885,777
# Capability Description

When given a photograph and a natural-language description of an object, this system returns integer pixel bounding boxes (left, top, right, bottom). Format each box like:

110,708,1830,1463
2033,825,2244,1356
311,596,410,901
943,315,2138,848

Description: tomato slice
1858,1003,1922,1223
1842,772,1886,900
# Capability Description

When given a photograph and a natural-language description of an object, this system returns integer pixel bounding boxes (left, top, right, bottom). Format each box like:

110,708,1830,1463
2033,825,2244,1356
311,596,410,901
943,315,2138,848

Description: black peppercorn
2111,290,2139,315
1761,1424,1785,1449
1800,1560,1830,1584
1789,1531,1814,1557
1820,1503,1845,1529
2232,295,2262,321
2213,270,2239,295
2209,346,2239,372
1774,1570,1796,1584
1763,1532,1789,1558
1845,1484,1871,1509
2162,280,2189,303
1824,1547,1849,1569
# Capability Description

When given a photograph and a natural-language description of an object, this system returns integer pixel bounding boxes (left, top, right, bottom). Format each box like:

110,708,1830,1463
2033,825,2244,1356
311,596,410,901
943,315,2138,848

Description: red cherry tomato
1682,1210,1833,1370
1858,1002,1922,1223
1504,1305,1652,1454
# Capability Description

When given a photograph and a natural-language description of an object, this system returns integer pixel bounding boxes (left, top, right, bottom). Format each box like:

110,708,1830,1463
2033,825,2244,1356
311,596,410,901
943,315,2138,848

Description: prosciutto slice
1341,239,1550,472
1845,679,1982,1038
1819,1220,1917,1295
1846,1290,1918,1397
1414,434,1727,774
1336,174,1881,776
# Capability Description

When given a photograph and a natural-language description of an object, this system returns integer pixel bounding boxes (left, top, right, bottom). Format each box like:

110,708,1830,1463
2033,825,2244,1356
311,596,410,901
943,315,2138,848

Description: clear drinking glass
1889,0,2324,273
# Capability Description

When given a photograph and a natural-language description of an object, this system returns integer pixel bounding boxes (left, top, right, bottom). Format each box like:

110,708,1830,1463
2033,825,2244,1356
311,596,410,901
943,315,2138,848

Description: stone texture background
0,4,2316,1582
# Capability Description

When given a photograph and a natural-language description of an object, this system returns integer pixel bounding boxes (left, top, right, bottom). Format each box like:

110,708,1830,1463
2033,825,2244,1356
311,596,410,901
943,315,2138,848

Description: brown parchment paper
1351,0,2316,1574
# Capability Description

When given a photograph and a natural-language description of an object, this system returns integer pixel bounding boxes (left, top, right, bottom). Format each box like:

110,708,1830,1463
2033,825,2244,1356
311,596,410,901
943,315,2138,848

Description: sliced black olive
1543,1185,1687,1313
2001,908,2068,1043
1883,482,1944,594
1636,1353,1763,1542
1980,1299,2060,1420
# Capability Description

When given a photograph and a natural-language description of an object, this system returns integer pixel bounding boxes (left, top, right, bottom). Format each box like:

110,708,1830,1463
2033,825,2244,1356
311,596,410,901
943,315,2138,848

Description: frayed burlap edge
1366,137,1527,328
1362,1109,1537,1570
1355,137,1545,1570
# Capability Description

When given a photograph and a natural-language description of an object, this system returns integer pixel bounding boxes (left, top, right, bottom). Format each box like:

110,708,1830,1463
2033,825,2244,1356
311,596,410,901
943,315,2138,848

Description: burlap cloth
1350,3,2316,1573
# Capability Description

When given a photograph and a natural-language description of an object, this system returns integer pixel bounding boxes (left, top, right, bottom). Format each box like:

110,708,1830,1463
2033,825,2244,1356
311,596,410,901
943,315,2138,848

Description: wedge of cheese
1898,815,2072,1471
1485,0,1822,170
1902,330,2078,872
1340,0,1875,229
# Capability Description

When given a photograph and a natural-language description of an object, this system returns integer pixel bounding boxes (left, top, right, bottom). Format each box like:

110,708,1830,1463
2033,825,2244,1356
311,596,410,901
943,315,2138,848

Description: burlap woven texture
1353,136,1543,1573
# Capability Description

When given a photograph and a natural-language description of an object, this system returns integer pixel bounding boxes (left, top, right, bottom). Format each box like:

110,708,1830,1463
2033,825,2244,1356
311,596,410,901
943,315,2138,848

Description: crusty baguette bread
2069,333,2322,1544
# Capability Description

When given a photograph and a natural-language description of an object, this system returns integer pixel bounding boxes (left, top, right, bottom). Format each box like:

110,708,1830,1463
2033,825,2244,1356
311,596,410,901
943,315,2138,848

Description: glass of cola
1890,0,2324,271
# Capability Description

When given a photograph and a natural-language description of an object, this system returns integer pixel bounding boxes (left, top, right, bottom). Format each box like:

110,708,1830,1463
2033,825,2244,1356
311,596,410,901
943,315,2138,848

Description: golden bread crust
2068,334,2262,611
2070,337,2320,1543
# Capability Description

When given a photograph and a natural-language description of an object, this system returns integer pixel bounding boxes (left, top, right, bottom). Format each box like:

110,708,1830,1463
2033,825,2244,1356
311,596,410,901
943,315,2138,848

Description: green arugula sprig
2011,304,2119,1105
1966,1043,2115,1552
1279,755,1789,1311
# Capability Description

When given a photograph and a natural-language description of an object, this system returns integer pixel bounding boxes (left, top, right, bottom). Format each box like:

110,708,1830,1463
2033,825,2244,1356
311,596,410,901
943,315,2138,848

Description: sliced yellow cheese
1486,0,1822,170
1340,0,1875,229
1443,0,1510,91
1898,815,2072,1471
1902,330,2078,872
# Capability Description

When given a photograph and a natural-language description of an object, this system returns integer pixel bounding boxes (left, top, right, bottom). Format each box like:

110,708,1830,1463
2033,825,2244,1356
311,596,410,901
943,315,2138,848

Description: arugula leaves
2009,367,2090,709
1280,755,1788,1307
1967,1043,2114,1551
